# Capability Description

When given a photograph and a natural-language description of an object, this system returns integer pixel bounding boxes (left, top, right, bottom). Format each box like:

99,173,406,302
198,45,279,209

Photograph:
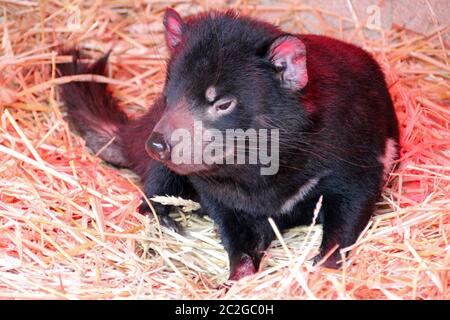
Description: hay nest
0,1,448,299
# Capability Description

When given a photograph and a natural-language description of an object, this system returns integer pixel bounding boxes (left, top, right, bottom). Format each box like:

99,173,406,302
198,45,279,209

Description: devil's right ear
268,35,308,91
163,7,185,52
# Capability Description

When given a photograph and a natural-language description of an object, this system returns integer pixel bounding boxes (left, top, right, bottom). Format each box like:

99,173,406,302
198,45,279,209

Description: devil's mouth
163,161,211,175
144,148,209,175
145,141,235,175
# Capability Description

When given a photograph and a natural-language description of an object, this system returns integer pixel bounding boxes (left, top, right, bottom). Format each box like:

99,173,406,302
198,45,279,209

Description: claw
159,214,181,233
194,207,208,217
137,202,181,233
216,282,232,292
312,251,340,269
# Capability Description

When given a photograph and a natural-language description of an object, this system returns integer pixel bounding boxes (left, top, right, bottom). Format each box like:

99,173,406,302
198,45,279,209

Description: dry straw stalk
0,0,448,299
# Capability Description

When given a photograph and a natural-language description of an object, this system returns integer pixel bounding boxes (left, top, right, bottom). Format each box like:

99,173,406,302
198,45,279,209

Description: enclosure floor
0,1,448,299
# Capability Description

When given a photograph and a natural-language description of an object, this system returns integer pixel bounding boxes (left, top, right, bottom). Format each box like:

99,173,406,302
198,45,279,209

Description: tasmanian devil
57,8,399,280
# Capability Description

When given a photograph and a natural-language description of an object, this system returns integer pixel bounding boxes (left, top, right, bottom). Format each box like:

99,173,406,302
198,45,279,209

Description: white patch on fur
379,138,398,180
279,177,319,214
205,86,217,102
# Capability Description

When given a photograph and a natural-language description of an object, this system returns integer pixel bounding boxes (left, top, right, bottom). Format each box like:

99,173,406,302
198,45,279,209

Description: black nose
146,132,171,161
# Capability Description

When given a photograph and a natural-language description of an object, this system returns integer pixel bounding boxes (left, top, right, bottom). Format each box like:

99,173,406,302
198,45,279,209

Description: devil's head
146,8,310,176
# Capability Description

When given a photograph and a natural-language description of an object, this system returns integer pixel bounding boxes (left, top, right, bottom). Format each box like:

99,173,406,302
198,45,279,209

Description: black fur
57,9,399,280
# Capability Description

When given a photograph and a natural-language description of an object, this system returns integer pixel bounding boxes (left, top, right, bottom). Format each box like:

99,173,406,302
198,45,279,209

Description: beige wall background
257,0,449,41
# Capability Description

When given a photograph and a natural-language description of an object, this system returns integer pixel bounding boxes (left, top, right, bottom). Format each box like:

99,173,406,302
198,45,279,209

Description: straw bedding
0,0,448,299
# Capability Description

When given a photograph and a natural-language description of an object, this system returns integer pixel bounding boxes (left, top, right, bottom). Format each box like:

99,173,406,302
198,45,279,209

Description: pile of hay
0,0,448,299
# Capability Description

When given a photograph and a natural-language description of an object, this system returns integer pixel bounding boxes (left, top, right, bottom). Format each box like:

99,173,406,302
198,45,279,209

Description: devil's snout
146,132,171,161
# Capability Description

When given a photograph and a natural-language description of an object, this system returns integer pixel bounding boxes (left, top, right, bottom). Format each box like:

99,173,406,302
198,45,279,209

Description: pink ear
163,8,185,51
269,35,308,91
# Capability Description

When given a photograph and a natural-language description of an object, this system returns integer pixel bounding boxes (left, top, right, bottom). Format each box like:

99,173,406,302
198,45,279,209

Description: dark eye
216,100,232,111
211,97,237,116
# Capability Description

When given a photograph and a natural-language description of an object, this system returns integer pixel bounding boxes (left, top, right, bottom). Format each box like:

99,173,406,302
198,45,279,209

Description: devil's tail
57,50,130,167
